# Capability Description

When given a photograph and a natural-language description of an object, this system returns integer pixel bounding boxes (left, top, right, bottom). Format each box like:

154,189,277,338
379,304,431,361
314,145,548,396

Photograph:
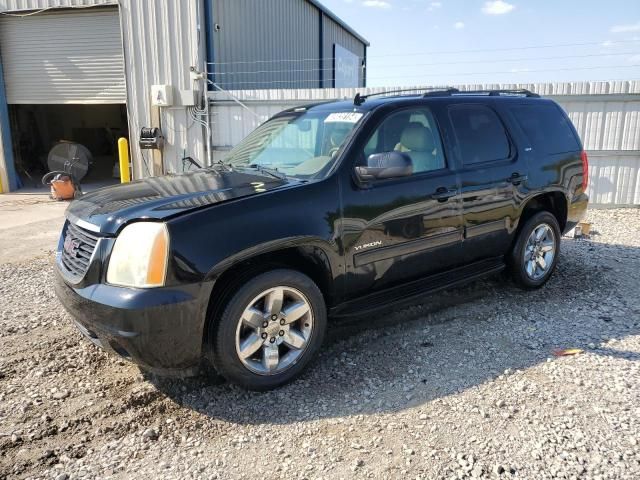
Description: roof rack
353,87,458,106
353,87,540,105
450,89,540,98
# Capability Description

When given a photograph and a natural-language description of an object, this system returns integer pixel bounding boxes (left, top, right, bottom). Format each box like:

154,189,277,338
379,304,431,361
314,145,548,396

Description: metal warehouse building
0,0,368,192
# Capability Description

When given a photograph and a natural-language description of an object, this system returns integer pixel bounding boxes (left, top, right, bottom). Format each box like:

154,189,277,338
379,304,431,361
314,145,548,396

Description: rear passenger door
443,102,528,262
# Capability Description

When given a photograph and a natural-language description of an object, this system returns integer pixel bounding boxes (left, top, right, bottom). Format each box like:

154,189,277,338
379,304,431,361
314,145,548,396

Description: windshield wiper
211,159,233,172
247,164,288,180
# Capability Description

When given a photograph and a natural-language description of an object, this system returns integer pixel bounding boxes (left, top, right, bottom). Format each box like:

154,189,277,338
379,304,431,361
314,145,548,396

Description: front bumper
54,269,210,376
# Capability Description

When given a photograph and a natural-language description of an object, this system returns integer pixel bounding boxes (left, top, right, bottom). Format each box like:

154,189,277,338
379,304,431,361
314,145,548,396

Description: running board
330,257,505,318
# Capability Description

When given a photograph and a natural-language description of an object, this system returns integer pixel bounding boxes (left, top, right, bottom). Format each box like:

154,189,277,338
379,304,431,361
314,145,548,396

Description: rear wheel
209,269,326,391
509,211,561,289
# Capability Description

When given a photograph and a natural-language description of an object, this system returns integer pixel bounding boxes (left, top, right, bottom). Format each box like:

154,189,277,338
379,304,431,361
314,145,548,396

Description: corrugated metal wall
118,0,205,177
560,98,640,151
210,0,366,90
0,0,206,182
587,152,640,205
209,81,640,207
211,0,320,90
322,14,366,87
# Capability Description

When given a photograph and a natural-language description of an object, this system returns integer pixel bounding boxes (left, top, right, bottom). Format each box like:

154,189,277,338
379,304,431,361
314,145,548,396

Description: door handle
506,173,528,185
431,187,458,202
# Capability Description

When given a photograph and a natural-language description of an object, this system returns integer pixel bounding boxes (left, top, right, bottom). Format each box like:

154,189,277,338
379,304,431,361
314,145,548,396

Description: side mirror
355,152,413,181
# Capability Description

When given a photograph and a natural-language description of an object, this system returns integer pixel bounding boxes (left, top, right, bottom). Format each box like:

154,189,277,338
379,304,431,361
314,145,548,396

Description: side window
362,108,446,174
510,104,580,154
448,105,511,165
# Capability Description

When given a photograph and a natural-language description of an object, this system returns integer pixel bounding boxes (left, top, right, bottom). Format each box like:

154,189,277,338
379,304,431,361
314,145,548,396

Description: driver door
340,105,464,298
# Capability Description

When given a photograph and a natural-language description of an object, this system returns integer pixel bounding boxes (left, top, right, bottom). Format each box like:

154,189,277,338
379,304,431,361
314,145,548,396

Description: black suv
55,88,588,390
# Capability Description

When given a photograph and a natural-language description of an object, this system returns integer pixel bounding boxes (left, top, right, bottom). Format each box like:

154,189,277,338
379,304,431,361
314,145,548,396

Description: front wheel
508,211,561,289
209,269,326,391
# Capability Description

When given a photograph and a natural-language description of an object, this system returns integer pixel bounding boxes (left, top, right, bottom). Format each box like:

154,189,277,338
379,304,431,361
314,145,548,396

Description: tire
508,211,561,289
209,269,326,391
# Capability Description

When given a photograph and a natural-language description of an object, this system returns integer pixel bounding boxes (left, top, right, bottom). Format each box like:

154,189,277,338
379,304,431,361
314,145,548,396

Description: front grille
60,222,99,279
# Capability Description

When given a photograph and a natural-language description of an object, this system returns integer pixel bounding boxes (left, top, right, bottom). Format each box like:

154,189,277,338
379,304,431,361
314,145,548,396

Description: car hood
65,166,293,235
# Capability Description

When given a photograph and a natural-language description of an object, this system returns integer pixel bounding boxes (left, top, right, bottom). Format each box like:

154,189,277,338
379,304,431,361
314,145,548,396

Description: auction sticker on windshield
324,112,363,123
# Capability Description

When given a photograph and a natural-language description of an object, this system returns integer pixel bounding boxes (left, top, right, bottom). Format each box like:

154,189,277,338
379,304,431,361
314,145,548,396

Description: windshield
222,109,365,180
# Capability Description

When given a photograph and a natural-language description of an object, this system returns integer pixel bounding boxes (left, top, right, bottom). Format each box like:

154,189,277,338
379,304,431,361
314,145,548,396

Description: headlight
106,222,169,288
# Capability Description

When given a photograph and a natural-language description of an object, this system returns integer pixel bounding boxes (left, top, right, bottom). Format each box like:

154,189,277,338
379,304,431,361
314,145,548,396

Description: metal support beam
362,45,367,88
204,0,216,86
0,54,19,192
318,10,324,89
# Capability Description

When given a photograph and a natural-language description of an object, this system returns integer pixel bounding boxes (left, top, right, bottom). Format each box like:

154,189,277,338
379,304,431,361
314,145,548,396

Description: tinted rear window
448,105,511,165
510,103,580,154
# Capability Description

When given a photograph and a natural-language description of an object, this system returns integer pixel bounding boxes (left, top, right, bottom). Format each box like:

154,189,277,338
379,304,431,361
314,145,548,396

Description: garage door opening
0,6,127,192
8,104,128,190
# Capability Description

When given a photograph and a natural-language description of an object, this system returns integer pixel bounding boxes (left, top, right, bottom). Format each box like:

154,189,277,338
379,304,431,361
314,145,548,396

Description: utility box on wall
151,84,173,107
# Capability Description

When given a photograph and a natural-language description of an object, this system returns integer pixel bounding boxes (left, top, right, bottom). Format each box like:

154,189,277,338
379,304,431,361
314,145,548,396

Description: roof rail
451,89,540,98
353,87,458,106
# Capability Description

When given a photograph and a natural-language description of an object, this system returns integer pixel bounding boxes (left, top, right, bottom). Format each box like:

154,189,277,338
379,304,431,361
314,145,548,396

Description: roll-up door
0,8,125,104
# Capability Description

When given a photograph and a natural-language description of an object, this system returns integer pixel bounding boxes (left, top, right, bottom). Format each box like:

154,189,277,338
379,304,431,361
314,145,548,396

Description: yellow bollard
118,137,131,183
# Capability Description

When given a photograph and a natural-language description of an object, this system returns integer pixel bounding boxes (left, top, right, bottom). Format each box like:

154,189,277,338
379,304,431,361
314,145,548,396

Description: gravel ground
1,208,639,480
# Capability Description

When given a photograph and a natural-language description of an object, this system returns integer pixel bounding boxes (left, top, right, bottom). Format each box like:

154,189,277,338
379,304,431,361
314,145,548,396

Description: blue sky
321,0,640,87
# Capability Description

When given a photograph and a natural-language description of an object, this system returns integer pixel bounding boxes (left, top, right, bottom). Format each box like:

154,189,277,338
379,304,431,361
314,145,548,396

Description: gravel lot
1,208,639,480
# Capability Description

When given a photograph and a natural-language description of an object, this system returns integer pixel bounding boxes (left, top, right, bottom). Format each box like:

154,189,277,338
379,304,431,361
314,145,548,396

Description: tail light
580,150,589,192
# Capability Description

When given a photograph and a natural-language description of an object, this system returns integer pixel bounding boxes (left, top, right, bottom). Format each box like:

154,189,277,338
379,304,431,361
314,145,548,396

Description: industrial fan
42,142,93,200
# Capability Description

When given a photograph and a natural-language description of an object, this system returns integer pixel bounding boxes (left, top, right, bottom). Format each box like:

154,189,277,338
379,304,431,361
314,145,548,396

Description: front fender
165,178,344,293
204,235,337,280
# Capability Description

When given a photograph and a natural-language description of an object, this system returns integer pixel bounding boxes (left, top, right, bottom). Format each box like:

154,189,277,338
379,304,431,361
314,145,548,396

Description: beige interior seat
394,123,440,173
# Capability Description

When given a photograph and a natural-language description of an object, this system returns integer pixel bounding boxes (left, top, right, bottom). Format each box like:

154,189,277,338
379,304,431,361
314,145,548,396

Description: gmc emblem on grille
63,236,81,258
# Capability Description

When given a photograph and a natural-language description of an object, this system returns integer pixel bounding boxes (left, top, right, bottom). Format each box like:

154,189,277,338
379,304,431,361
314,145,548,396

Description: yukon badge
354,240,383,252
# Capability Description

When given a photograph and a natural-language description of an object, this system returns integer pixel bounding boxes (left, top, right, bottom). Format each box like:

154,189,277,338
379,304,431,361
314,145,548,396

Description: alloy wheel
235,286,314,375
523,223,556,280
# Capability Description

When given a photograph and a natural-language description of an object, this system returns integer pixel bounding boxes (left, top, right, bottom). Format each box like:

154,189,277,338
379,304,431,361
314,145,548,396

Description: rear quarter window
510,103,580,154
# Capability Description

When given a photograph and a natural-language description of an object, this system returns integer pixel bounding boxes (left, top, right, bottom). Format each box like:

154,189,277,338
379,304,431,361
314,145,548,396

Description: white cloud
454,21,465,29
610,21,640,33
362,0,391,8
627,53,640,63
482,1,515,15
427,1,442,10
